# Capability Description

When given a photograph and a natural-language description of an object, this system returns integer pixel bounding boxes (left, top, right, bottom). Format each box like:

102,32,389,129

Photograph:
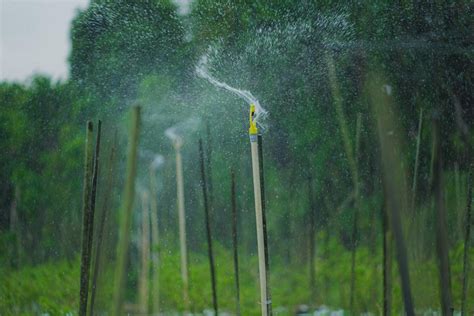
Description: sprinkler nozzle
249,103,258,136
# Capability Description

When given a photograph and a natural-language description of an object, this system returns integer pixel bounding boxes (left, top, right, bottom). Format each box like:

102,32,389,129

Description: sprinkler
249,104,272,316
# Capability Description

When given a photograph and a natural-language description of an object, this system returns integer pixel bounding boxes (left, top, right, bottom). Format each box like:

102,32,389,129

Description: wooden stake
90,134,117,315
149,166,160,315
250,132,270,316
308,175,316,303
174,138,190,311
326,55,361,314
431,118,453,316
461,160,472,316
381,197,392,316
349,113,362,313
199,139,218,315
369,75,415,316
231,169,241,316
111,106,141,315
411,108,423,210
79,121,94,316
139,191,150,314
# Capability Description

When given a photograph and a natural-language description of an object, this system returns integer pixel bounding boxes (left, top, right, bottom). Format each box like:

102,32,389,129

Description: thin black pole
258,134,272,316
461,159,472,316
86,119,102,288
199,139,218,315
308,175,316,303
231,169,241,316
89,133,116,315
432,118,453,316
79,121,94,316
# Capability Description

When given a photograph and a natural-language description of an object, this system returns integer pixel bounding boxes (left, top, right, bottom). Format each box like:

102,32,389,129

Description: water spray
249,104,272,316
196,54,268,122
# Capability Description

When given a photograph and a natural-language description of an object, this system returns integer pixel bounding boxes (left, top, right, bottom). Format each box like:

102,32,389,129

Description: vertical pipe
139,192,150,314
432,118,453,316
257,134,272,316
175,139,190,310
199,139,218,315
149,167,160,315
411,108,423,210
231,169,241,316
79,121,94,316
90,137,117,315
308,175,316,303
111,106,141,315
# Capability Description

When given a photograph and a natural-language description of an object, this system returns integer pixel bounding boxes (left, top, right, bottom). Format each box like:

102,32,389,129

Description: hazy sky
0,0,89,82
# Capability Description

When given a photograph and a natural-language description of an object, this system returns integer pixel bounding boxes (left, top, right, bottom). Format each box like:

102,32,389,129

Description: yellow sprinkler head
249,103,258,135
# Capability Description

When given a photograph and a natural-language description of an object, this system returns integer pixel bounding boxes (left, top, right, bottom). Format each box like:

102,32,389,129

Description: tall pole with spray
174,137,190,311
249,104,272,316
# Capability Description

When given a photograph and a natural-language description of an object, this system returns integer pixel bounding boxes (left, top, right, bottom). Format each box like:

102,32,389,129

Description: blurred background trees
0,0,473,314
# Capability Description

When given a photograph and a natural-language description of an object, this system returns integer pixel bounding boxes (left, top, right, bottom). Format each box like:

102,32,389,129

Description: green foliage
1,0,473,314
0,260,79,315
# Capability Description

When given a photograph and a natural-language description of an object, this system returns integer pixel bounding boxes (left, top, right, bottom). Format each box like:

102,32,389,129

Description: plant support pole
231,169,241,316
149,166,161,315
174,138,190,310
79,121,94,316
411,108,423,210
90,136,117,315
258,134,272,316
199,139,218,315
111,106,141,316
249,104,271,316
139,191,150,314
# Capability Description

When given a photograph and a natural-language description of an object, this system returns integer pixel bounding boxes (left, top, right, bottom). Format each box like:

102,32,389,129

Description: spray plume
196,54,268,124
150,155,165,171
165,117,201,147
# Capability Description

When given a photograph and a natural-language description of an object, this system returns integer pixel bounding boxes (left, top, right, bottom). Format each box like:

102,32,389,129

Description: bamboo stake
381,197,392,316
431,118,453,316
308,175,316,303
349,113,362,313
258,134,272,316
111,106,141,315
90,135,117,315
231,169,241,316
79,121,94,316
453,95,472,316
199,139,218,315
206,122,214,213
369,76,415,316
249,104,271,316
174,137,190,311
139,191,150,314
149,166,160,315
411,108,423,210
461,160,472,316
85,119,102,311
326,55,361,314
